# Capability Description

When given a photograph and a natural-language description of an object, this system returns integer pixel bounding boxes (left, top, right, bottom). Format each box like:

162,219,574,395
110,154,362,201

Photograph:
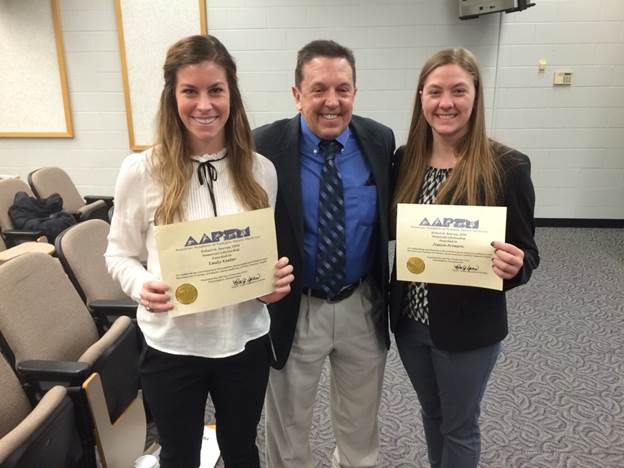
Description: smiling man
253,40,395,468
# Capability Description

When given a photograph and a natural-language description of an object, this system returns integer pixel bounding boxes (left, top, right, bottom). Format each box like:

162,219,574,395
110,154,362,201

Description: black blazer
253,115,396,369
389,146,540,352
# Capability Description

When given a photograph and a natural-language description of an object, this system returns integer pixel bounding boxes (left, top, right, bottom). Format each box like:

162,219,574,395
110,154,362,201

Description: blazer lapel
274,116,305,259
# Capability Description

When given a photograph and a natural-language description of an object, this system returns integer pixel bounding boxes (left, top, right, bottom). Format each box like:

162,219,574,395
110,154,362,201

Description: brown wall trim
536,218,624,228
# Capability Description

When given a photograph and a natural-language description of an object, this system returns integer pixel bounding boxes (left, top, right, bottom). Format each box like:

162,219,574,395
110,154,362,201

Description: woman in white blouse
105,35,293,468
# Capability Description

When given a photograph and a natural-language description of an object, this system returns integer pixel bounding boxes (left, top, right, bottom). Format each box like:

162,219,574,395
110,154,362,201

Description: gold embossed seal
406,257,425,274
175,283,198,305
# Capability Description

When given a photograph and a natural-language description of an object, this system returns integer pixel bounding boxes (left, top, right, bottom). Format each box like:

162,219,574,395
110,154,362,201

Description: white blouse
105,147,278,358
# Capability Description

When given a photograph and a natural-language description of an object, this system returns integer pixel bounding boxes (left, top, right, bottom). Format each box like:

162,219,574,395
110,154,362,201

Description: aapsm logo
420,217,479,229
184,227,251,247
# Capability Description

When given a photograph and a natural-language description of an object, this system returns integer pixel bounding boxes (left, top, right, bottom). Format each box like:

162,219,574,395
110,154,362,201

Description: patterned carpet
209,227,624,467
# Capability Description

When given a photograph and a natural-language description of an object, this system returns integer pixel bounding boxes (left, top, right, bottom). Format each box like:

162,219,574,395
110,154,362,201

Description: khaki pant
265,281,387,468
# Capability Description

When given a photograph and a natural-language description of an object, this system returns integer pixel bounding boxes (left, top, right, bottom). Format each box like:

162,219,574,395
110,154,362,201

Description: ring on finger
146,300,152,312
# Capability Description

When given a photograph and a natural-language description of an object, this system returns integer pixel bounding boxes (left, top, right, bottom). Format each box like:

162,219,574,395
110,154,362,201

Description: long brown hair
152,35,268,225
391,48,502,224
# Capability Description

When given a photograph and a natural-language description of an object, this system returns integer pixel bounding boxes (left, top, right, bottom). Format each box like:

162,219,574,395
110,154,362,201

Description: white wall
0,0,622,219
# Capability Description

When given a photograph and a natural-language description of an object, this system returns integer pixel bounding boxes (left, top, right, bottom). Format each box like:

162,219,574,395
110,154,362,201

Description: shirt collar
299,114,351,151
190,147,227,163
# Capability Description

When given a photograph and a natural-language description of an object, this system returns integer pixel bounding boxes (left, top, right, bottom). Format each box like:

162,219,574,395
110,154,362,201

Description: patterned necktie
315,139,346,296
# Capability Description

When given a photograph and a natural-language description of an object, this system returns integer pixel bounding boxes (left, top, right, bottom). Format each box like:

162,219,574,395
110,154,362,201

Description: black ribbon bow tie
197,157,224,217
197,160,218,186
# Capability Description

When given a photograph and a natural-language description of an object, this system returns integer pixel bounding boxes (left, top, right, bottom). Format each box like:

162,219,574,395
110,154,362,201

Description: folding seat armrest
89,299,137,319
78,200,109,222
84,195,114,209
3,230,47,246
91,319,141,421
17,360,91,387
65,210,82,222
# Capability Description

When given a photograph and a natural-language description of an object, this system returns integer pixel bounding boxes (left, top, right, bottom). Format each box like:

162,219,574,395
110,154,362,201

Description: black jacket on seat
9,192,76,241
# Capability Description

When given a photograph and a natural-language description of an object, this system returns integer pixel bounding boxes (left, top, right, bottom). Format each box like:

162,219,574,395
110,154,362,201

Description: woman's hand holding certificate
257,256,294,305
491,240,524,280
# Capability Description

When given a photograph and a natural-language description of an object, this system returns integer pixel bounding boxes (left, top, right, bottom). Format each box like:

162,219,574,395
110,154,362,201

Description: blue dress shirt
299,116,378,288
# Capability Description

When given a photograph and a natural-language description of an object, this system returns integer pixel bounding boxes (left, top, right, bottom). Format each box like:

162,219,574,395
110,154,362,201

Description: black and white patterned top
405,166,451,325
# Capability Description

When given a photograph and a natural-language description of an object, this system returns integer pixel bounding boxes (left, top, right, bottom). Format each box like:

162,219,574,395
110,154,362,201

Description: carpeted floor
208,227,624,467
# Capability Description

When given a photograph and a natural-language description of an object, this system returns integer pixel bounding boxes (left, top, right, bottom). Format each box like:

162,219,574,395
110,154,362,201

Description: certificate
155,207,277,316
396,204,507,290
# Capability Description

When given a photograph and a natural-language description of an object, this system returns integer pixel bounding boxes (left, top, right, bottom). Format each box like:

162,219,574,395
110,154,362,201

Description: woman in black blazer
390,48,539,468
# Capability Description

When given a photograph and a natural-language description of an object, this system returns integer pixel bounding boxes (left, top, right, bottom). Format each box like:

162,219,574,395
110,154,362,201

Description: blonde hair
391,48,503,225
152,35,268,225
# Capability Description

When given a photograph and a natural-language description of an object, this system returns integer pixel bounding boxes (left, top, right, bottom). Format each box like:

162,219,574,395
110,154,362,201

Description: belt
303,278,364,303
